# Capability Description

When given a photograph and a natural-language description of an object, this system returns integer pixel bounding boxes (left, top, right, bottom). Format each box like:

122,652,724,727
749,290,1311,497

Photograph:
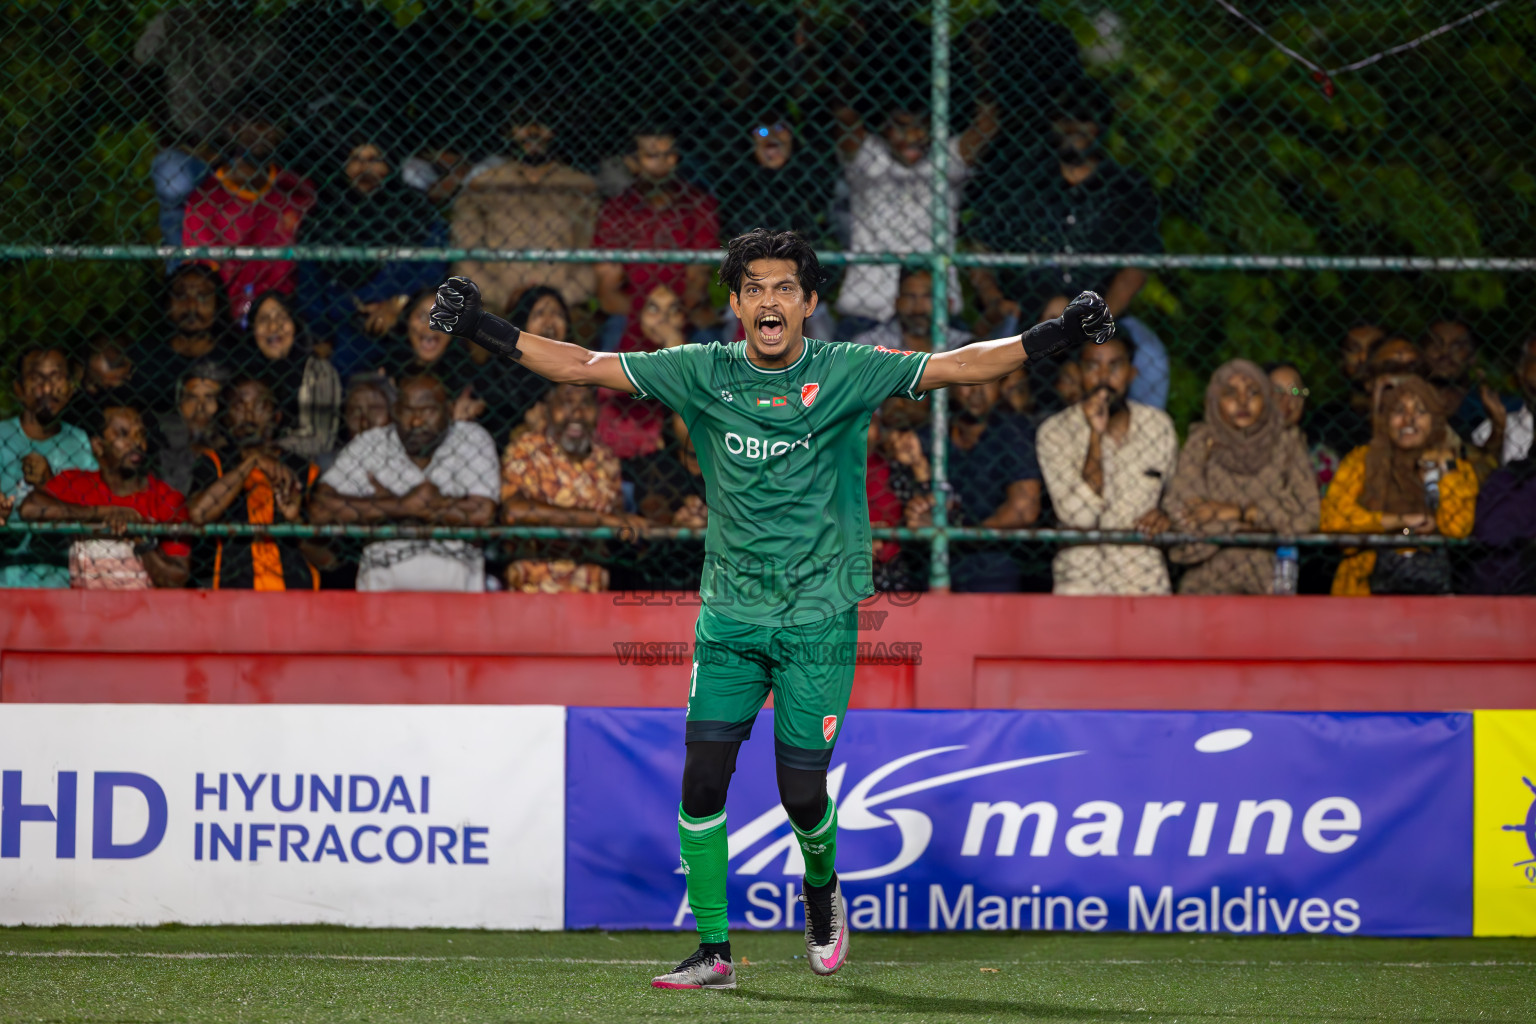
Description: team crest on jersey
822,714,838,743
801,382,821,408
873,344,917,356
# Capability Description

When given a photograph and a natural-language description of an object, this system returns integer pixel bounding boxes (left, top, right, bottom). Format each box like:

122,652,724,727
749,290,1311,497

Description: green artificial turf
0,927,1531,1023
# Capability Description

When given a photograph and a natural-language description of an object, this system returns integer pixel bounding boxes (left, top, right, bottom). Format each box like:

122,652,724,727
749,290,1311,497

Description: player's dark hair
719,229,825,298
1081,332,1136,366
89,402,145,440
897,264,932,288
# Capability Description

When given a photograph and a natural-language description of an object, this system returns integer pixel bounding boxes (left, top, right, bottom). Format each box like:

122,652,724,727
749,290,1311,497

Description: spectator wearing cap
0,346,98,588
18,404,190,590
155,358,230,496
310,375,499,591
297,129,446,377
1037,335,1177,595
451,106,599,316
186,378,322,590
1320,375,1478,596
831,92,998,341
1164,360,1320,595
182,96,317,327
593,124,720,351
501,384,647,593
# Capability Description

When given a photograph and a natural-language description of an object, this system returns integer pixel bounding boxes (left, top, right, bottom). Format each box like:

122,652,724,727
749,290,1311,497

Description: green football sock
678,805,730,944
793,798,838,889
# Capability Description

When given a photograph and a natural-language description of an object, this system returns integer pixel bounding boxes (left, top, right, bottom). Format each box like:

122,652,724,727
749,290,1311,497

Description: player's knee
776,763,828,832
681,741,739,818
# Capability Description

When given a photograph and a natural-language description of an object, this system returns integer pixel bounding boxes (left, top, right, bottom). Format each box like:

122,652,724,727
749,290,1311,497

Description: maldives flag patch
822,714,838,743
801,382,820,407
772,396,788,406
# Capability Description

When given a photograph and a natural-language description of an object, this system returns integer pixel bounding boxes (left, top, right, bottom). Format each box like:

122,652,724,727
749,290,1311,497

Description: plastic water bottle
1273,545,1300,595
1421,461,1443,513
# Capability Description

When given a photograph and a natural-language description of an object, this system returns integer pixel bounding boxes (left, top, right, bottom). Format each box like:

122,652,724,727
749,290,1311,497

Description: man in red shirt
18,405,191,589
593,126,719,344
182,97,316,327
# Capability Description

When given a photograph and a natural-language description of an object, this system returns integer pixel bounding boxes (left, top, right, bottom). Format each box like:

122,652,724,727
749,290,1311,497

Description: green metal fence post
928,0,953,592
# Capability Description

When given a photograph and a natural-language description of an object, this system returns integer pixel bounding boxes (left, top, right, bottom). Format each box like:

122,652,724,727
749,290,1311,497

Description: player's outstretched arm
916,290,1114,392
428,277,636,393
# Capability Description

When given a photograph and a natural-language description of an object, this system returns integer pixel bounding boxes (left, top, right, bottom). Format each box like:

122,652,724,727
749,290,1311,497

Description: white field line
0,950,1530,968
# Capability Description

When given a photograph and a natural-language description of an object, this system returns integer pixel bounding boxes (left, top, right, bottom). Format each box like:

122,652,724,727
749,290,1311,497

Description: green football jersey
620,338,931,626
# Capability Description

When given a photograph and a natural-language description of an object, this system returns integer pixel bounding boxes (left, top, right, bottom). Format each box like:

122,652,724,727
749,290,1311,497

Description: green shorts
685,604,858,770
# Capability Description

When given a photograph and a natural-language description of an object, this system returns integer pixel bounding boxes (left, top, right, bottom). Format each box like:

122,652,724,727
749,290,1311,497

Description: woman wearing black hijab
241,289,342,459
296,129,446,379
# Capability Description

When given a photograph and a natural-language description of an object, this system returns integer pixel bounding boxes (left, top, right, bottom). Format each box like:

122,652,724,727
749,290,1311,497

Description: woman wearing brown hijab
1320,374,1478,594
1165,359,1320,594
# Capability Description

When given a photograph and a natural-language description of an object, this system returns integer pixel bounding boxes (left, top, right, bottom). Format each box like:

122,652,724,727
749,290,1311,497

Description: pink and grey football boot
799,879,849,976
651,948,736,990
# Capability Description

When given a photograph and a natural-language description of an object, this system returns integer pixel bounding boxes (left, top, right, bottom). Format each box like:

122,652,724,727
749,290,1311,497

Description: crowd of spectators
2,7,1533,597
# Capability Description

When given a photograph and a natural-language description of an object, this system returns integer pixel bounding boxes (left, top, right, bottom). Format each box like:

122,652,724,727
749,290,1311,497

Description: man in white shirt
310,375,500,591
831,97,998,338
1472,336,1536,466
849,267,973,352
1037,335,1177,595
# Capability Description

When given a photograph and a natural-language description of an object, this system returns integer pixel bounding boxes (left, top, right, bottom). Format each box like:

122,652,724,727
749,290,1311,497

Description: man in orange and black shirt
186,377,319,589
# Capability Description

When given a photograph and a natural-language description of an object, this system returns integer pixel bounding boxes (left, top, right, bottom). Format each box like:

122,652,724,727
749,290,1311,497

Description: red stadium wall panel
1,590,1532,710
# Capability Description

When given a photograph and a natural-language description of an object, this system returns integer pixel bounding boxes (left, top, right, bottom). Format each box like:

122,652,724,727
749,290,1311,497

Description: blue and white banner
0,705,566,928
566,709,1472,936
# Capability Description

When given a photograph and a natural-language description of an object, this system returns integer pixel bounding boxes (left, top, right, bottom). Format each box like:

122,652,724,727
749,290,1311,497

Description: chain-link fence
1,0,1533,597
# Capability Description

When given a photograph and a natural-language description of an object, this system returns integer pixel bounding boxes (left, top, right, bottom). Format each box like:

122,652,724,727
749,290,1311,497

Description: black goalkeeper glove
1019,290,1115,360
429,276,523,361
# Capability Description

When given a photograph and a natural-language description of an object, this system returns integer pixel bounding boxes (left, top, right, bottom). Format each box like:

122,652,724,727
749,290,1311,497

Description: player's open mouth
757,314,785,343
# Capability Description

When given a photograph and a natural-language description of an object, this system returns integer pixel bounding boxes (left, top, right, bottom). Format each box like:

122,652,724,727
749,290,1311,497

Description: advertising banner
567,709,1472,936
1473,710,1536,936
0,705,565,928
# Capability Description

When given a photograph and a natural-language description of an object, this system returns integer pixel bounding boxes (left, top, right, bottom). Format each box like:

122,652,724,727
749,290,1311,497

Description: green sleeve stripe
618,352,650,399
901,352,933,400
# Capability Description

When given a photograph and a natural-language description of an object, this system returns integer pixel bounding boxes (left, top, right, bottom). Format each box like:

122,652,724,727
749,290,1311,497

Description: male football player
428,229,1112,989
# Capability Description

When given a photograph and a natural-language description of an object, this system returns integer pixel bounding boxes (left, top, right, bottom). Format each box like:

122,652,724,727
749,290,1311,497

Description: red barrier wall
2,591,1532,710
